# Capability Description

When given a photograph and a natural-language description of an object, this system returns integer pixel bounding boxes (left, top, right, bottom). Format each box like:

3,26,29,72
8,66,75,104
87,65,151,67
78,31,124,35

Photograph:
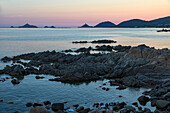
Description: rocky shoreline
0,44,170,113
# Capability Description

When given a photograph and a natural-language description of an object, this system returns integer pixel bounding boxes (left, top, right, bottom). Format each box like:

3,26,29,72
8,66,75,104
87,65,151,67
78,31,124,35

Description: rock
26,103,33,107
118,102,127,109
144,108,151,113
138,96,150,106
28,107,48,113
73,104,79,108
79,108,90,113
72,41,88,43
76,106,84,112
106,110,113,113
0,99,3,102
14,111,20,113
132,102,138,107
124,105,135,111
91,40,117,44
97,109,106,113
52,103,64,111
156,100,170,109
33,103,43,107
6,102,14,104
35,76,45,79
43,101,51,105
138,106,142,111
116,85,126,90
11,79,20,84
151,99,157,107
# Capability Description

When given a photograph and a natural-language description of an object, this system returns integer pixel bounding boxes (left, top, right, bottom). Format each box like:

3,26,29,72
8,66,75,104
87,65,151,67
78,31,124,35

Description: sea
0,28,169,113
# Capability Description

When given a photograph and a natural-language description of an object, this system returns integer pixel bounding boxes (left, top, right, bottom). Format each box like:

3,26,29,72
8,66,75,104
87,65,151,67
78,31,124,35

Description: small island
18,23,38,28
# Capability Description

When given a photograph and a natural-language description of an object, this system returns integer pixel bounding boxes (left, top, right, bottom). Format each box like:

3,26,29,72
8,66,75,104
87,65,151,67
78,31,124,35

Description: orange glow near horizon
0,0,169,26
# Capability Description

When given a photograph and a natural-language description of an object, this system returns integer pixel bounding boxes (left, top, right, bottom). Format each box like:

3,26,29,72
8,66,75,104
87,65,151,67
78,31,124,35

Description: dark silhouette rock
44,26,48,28
79,23,93,28
19,23,38,28
117,16,170,28
72,41,88,43
50,26,55,28
91,39,117,44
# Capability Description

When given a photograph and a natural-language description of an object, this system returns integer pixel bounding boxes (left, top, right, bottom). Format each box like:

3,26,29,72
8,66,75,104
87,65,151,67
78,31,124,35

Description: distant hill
79,23,93,28
80,16,170,28
117,16,170,28
117,19,148,28
19,24,38,28
94,21,116,28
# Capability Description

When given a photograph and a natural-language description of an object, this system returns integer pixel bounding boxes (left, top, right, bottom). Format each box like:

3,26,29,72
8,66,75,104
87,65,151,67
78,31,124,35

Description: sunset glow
0,0,170,27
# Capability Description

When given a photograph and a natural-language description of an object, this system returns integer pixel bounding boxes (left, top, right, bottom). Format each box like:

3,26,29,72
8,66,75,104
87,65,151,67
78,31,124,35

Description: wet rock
0,99,3,102
132,102,138,107
113,45,131,52
116,85,126,90
33,103,43,107
73,104,79,108
6,102,14,104
64,49,73,53
76,106,84,112
52,103,64,111
3,65,25,77
35,76,45,79
1,56,12,62
43,101,51,105
11,79,20,85
124,105,135,111
26,103,33,107
95,45,113,51
79,108,90,113
151,99,157,107
156,100,170,109
144,108,151,113
14,111,20,113
106,110,113,113
138,106,142,111
28,107,48,113
75,47,92,53
138,96,150,106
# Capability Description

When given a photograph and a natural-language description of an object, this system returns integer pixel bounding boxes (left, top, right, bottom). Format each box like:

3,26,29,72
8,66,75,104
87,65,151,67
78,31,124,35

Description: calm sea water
0,28,169,58
0,28,169,113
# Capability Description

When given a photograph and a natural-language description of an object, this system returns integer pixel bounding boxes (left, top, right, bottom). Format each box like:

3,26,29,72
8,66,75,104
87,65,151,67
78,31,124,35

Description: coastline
0,43,169,113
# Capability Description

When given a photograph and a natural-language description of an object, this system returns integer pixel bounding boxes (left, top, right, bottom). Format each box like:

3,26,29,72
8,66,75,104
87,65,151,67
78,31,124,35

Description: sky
0,0,170,27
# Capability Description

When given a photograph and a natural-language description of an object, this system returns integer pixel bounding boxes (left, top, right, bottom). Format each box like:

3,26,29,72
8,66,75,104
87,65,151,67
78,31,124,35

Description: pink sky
0,0,169,27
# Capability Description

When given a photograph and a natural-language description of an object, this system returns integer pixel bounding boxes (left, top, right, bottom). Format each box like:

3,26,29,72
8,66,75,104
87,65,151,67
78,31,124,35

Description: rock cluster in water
0,44,170,112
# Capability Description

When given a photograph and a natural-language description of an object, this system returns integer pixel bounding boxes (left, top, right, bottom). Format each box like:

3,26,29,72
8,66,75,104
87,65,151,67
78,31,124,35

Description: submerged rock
52,103,64,111
28,107,48,113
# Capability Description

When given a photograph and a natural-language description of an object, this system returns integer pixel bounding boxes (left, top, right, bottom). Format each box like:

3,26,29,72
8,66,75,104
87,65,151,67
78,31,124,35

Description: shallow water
0,74,154,113
0,28,169,112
